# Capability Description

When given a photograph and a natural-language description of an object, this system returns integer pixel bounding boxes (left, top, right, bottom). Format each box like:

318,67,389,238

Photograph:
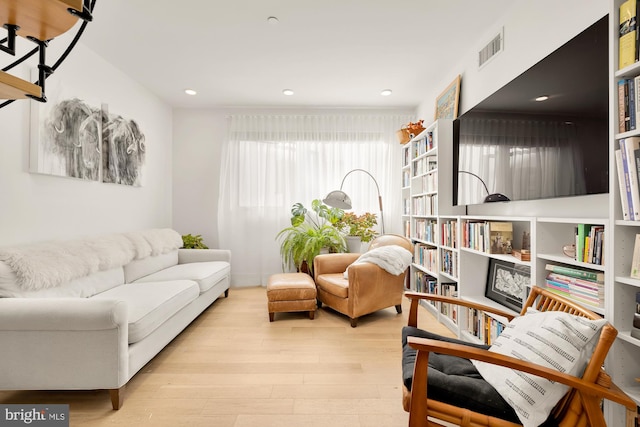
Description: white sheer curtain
218,114,413,286
457,117,586,205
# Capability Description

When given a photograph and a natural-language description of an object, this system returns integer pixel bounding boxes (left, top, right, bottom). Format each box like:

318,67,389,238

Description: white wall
0,37,173,246
414,0,611,219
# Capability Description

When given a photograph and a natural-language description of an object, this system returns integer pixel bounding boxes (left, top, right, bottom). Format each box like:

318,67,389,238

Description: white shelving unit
609,2,640,422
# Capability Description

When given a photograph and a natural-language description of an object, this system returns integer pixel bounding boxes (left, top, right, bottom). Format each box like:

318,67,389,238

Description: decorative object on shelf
396,120,425,144
488,221,513,254
562,243,576,258
0,0,95,108
512,249,530,262
181,234,209,249
323,168,385,234
458,170,509,203
276,199,346,275
434,74,461,120
485,258,530,312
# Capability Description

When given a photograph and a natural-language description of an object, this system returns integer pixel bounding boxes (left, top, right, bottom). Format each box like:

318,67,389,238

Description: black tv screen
453,15,609,206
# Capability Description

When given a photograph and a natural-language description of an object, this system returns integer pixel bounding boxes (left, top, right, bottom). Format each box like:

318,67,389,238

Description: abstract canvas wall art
30,86,146,186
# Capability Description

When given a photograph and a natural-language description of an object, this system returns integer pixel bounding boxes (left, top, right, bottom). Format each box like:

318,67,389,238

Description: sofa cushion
92,280,199,343
132,261,230,294
124,250,178,283
315,274,349,299
0,262,125,298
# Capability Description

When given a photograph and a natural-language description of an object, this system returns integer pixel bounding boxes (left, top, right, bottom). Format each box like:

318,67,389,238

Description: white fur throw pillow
471,310,607,427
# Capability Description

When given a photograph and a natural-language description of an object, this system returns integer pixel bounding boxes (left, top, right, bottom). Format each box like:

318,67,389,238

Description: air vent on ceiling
478,27,504,69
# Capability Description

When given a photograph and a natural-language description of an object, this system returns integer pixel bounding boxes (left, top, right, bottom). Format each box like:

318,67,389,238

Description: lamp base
484,193,510,203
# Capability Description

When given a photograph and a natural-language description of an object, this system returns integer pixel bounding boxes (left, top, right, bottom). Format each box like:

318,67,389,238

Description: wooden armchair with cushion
402,286,637,427
313,234,412,327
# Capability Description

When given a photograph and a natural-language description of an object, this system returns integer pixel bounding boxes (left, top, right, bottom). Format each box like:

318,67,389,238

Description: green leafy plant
181,234,209,249
335,212,378,243
276,199,346,274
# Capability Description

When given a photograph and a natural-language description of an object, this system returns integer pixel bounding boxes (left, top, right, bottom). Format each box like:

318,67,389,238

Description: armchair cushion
472,310,607,427
402,326,521,423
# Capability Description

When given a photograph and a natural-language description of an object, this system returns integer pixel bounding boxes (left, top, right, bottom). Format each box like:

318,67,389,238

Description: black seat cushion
402,326,522,424
402,326,560,426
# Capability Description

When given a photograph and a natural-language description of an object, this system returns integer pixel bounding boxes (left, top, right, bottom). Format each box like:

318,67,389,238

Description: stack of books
544,264,604,309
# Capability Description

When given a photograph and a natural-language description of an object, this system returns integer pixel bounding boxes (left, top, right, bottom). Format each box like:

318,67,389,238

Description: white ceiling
79,0,514,109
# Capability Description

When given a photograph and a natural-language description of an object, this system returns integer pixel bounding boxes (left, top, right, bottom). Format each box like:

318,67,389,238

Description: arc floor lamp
323,168,385,234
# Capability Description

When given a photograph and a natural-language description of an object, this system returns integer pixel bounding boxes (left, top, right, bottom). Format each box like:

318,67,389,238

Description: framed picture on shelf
434,75,461,120
485,258,530,312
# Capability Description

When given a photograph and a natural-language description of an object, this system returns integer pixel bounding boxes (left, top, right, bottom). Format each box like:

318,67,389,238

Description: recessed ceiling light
267,16,279,24
380,89,392,96
282,89,294,96
184,89,197,96
535,95,549,102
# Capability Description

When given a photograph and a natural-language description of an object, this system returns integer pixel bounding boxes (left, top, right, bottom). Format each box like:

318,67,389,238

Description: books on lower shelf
440,282,457,324
466,308,506,345
544,264,604,309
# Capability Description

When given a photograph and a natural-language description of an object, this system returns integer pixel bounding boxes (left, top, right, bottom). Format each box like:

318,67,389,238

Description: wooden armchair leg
109,386,124,410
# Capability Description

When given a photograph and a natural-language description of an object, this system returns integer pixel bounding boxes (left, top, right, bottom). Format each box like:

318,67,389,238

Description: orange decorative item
396,120,425,144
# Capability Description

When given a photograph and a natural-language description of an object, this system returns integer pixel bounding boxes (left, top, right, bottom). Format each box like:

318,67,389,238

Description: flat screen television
453,14,609,206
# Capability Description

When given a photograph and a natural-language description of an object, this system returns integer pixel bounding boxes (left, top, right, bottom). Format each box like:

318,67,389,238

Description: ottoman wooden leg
395,304,402,314
269,312,275,322
309,310,315,320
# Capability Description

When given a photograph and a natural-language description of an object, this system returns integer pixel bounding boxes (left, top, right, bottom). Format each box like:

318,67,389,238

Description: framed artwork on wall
434,75,461,120
29,71,146,186
485,258,530,312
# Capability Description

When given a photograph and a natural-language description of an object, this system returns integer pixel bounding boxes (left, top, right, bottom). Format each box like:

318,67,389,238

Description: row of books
440,249,458,278
615,137,640,221
414,244,437,272
440,282,457,324
544,264,605,309
412,171,437,194
412,270,437,295
466,308,506,345
412,155,437,177
574,224,604,266
412,194,437,216
412,131,435,157
440,219,457,249
414,218,437,243
461,220,513,255
618,78,640,133
619,0,639,71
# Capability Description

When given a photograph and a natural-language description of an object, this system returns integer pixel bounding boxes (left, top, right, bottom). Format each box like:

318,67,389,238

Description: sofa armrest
0,298,130,391
178,248,231,264
0,298,128,330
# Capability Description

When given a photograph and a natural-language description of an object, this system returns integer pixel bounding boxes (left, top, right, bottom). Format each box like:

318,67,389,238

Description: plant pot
345,236,363,253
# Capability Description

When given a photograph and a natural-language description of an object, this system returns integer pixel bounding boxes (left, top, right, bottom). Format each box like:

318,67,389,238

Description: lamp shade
323,190,352,209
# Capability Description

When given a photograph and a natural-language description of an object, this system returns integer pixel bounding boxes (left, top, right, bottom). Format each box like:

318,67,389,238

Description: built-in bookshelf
402,119,465,328
610,1,640,422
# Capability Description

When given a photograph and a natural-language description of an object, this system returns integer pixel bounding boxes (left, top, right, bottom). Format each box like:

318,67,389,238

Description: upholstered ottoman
267,273,317,321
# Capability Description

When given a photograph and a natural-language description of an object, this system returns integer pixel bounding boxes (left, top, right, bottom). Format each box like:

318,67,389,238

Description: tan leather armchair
313,234,413,327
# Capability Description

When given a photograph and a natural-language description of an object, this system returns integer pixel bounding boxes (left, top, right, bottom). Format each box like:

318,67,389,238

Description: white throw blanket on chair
344,245,413,278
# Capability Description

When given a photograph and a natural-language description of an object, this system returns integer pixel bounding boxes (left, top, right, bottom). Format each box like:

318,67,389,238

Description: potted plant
276,199,346,274
335,212,378,253
181,234,209,249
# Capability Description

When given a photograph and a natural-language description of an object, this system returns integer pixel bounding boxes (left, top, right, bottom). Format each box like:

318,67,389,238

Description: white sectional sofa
0,229,231,409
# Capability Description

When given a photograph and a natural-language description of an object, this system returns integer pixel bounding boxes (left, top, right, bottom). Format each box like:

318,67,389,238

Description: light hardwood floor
0,286,454,427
